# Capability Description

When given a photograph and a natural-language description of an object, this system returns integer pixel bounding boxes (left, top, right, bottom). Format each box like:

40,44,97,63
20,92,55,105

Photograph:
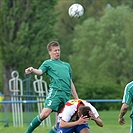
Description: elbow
96,117,103,127
97,120,104,127
100,121,104,127
59,123,65,128
59,125,63,128
59,125,65,128
59,121,69,128
100,120,104,127
38,70,43,76
98,123,103,127
100,123,104,127
59,123,63,128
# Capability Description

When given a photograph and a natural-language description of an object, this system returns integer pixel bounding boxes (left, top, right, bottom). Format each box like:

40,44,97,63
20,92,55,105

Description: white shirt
58,99,99,122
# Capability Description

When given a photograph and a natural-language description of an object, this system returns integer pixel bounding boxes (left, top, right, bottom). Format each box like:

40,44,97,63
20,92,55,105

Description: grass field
0,110,131,133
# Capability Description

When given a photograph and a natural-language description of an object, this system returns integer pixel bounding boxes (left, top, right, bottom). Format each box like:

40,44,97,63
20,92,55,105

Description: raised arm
25,67,43,75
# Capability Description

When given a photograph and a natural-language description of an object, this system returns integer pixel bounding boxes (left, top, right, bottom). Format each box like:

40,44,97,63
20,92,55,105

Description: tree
55,0,133,61
69,5,133,110
0,1,2,90
1,0,58,100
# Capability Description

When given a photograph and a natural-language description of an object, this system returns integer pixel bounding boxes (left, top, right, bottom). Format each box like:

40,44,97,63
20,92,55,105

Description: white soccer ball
68,3,84,18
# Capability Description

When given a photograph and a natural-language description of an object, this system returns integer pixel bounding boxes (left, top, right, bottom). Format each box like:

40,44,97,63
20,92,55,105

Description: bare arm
59,115,89,128
89,111,103,127
93,116,103,127
118,103,129,125
25,67,43,75
71,80,79,99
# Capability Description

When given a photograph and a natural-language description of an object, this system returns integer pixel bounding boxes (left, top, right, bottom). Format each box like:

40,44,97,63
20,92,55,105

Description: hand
77,115,89,125
118,117,125,125
25,67,33,74
89,111,96,120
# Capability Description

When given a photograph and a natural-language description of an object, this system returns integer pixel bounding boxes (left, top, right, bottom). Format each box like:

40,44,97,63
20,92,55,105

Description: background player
118,81,133,133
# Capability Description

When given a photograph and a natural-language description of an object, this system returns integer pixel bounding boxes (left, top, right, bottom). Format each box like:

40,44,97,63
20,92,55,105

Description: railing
0,99,122,104
0,99,122,127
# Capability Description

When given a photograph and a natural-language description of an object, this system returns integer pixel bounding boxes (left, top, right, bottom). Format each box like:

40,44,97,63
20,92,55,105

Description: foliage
2,0,58,69
55,0,133,61
69,5,133,110
1,0,133,111
1,0,58,93
0,5,2,90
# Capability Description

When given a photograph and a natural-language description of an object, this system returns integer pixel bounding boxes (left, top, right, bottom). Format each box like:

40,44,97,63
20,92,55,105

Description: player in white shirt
56,99,103,133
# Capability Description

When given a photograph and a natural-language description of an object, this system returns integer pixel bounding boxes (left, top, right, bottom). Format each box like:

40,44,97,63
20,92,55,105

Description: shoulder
125,81,133,90
127,81,133,87
42,59,52,64
123,81,133,95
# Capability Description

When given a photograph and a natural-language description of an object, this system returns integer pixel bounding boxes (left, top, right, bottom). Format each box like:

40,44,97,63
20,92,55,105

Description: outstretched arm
25,67,43,75
118,103,129,125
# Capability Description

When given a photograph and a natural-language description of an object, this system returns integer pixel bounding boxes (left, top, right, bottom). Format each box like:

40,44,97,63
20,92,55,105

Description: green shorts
44,88,70,113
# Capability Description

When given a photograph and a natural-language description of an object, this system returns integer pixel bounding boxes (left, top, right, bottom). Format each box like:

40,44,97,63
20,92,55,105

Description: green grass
89,111,130,133
0,111,131,133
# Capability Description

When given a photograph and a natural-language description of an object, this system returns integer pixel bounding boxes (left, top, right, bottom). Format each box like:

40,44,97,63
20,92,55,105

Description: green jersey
122,81,133,118
39,59,72,94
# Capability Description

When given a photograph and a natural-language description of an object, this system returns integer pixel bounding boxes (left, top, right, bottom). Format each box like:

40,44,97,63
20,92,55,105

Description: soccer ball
68,3,84,18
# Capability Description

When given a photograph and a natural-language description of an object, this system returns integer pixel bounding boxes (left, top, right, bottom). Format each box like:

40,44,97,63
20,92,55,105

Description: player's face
49,46,60,60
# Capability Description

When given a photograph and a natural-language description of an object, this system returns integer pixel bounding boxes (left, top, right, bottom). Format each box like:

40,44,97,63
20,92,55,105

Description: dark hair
47,41,60,51
78,106,91,118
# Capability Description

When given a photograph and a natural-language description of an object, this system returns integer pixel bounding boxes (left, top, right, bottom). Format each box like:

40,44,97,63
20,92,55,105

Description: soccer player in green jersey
118,81,133,133
25,41,78,133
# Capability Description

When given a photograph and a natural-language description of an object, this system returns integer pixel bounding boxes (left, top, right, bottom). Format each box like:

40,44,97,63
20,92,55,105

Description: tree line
1,0,133,110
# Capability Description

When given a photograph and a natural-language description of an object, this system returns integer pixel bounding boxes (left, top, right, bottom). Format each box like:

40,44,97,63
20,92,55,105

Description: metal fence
0,70,123,127
0,98,122,127
0,70,51,127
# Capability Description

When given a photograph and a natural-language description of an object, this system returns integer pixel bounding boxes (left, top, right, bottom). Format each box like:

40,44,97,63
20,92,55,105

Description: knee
40,108,52,120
